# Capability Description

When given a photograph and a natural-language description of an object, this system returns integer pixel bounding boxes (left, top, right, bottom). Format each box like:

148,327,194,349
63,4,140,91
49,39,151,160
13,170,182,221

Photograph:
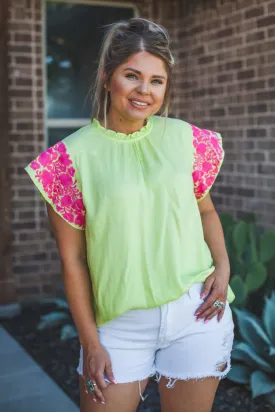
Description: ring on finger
87,379,97,393
213,300,225,308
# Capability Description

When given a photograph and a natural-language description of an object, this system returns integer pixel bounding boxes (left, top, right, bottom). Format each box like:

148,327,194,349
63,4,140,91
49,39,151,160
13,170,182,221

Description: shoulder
152,115,190,133
192,124,224,202
190,123,222,144
190,123,224,161
152,116,222,142
62,123,94,154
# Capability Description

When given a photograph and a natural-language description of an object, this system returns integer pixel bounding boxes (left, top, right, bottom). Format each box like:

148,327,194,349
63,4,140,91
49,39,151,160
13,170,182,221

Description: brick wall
173,0,275,228
6,0,275,303
8,0,52,300
0,0,15,305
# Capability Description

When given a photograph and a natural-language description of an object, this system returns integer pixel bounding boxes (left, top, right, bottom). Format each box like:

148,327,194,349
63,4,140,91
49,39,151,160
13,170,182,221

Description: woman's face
106,51,168,123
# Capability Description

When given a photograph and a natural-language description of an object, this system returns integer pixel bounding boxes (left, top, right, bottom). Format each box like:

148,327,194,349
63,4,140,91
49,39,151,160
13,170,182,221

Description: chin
126,109,156,122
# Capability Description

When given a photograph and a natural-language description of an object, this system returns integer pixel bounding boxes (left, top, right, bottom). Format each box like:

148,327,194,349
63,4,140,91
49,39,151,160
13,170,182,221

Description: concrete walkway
0,326,79,412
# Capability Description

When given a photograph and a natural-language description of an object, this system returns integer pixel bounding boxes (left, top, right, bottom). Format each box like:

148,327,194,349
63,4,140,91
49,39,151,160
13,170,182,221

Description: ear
102,72,107,88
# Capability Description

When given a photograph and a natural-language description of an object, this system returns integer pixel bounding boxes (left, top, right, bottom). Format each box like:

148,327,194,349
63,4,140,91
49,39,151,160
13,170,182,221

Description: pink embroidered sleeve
25,141,86,229
191,125,224,202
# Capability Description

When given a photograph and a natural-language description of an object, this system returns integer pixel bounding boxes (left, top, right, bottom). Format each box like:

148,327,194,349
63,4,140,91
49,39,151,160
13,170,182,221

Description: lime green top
25,116,235,325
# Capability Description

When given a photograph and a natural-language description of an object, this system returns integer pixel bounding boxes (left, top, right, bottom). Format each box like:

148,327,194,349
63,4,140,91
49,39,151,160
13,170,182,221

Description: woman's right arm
46,204,116,404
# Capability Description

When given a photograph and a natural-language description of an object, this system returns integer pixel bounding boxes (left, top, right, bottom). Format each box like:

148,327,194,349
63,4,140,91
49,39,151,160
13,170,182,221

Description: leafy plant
220,214,275,309
227,293,275,405
37,297,78,341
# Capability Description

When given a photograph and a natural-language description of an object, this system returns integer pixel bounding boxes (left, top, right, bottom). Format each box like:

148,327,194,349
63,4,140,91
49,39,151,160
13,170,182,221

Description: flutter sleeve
191,124,224,202
25,141,86,230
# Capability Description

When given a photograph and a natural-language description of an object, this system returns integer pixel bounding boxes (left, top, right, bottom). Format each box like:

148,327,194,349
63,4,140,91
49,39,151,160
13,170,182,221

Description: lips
130,99,151,104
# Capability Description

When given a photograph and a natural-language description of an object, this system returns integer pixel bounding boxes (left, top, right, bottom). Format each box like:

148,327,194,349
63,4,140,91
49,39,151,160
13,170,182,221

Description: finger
218,306,226,323
197,306,218,321
84,376,100,403
105,362,117,384
196,296,224,320
86,377,104,404
93,370,109,404
204,307,221,322
93,384,106,405
95,369,108,390
84,382,97,403
195,289,220,316
200,277,215,300
82,376,89,395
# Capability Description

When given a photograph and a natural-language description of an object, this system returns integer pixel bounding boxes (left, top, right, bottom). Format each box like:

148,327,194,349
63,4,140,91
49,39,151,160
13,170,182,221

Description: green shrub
220,214,275,310
227,293,275,404
37,297,78,340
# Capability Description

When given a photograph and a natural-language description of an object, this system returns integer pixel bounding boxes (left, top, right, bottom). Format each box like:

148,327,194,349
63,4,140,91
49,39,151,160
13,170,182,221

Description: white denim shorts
77,282,234,390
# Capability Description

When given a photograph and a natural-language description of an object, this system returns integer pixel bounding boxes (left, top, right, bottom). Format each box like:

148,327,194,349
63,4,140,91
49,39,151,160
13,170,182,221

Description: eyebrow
123,67,167,80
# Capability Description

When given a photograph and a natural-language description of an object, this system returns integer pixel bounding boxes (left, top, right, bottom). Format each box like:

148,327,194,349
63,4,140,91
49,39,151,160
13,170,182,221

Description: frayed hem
76,367,155,384
76,367,154,402
154,363,231,386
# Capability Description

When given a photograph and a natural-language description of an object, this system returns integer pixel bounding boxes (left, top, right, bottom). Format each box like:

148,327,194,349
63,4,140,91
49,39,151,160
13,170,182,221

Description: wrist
81,337,101,350
214,261,230,275
79,327,101,350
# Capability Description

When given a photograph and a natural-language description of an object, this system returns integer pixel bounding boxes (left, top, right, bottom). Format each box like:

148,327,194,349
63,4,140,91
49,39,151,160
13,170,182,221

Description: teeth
131,100,148,106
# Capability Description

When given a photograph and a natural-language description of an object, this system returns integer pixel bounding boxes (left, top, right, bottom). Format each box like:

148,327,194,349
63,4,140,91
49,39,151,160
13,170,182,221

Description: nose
136,81,150,95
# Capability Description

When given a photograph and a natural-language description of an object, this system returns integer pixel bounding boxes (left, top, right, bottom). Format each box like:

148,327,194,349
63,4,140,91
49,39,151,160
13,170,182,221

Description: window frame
43,0,139,147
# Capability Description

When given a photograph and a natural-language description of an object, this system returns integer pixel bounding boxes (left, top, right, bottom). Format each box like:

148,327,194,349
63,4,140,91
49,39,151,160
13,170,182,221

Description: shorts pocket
187,282,205,302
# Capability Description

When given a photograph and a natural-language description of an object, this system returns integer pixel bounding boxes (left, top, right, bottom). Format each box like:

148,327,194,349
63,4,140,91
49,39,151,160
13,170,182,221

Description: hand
82,343,117,404
194,267,229,323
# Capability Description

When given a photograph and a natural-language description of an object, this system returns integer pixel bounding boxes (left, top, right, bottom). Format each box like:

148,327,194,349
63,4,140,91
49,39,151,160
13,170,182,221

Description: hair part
90,18,175,127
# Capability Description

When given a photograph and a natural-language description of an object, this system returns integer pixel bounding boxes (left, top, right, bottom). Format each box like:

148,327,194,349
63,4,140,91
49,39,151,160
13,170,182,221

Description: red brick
226,60,243,70
10,44,32,53
246,31,265,43
15,78,32,86
228,106,245,115
247,129,267,138
245,7,264,19
15,55,32,65
268,2,275,14
14,33,32,42
257,90,275,100
198,55,215,65
216,27,233,38
257,16,275,28
237,69,255,80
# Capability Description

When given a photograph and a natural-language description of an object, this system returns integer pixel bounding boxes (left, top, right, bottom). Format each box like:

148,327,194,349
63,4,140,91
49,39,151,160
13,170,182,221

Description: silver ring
213,300,225,308
87,380,97,392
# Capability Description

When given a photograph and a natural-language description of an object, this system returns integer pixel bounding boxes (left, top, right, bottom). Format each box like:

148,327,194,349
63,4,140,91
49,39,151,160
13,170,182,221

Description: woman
26,18,235,412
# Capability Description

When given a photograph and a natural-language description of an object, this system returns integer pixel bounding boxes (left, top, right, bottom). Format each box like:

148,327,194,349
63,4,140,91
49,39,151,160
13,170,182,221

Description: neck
104,110,146,135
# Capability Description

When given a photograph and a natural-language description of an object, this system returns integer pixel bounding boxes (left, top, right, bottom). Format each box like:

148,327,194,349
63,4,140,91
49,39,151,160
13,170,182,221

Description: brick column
0,0,19,313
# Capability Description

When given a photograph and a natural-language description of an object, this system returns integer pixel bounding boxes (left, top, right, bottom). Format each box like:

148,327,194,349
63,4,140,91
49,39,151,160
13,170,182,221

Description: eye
126,73,138,80
152,79,163,85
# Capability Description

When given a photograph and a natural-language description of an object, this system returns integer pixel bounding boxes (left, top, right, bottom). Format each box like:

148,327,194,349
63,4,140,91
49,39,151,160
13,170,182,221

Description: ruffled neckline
92,117,153,142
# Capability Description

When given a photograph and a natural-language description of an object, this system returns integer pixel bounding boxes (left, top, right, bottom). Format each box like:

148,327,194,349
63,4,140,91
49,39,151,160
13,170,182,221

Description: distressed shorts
77,282,234,389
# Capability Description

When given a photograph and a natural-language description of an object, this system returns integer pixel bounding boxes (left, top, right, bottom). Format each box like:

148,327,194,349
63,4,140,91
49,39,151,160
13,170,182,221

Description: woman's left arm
195,193,230,323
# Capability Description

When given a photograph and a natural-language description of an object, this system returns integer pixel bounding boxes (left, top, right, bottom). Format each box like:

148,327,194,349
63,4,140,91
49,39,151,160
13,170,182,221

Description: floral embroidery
30,142,86,229
191,125,224,201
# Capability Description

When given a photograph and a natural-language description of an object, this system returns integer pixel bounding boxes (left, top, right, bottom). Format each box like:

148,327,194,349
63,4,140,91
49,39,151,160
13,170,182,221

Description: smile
129,100,150,108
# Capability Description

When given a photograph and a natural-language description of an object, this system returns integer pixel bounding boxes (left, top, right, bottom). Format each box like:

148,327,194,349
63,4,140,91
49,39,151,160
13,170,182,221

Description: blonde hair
91,18,175,127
